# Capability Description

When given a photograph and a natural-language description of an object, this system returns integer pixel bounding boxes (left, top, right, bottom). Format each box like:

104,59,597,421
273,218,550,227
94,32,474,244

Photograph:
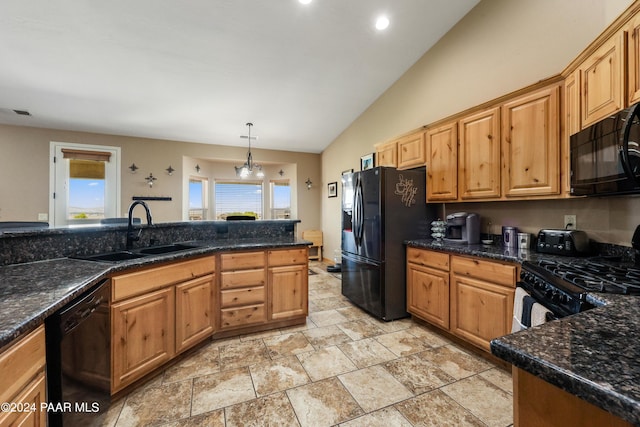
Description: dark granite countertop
0,237,310,350
405,238,640,425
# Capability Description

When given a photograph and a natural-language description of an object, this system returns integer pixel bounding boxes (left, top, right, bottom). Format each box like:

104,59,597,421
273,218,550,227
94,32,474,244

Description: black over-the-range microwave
570,102,640,196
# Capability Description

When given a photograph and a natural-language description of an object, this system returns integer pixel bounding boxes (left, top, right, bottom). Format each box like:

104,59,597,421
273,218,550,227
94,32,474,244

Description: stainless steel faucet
126,201,153,249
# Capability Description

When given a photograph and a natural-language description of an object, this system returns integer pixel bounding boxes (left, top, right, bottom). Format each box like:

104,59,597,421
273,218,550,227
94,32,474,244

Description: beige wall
0,124,321,235
321,0,636,258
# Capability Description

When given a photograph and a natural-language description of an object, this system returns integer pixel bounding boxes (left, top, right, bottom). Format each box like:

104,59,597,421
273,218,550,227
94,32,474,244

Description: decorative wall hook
145,173,157,187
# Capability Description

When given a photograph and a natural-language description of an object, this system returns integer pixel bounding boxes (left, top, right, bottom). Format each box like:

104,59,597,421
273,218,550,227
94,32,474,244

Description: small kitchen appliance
536,229,590,256
443,212,480,245
502,226,518,248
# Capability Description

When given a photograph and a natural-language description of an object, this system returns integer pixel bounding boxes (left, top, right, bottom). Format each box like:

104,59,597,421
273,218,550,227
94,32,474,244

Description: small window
215,180,262,219
189,177,209,220
270,180,291,219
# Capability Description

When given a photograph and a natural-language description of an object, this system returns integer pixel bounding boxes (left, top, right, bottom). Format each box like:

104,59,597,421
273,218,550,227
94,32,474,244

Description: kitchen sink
137,243,199,255
77,251,148,262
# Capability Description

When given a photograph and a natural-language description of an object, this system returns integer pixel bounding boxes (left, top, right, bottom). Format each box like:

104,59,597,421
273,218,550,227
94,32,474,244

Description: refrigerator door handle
354,177,364,247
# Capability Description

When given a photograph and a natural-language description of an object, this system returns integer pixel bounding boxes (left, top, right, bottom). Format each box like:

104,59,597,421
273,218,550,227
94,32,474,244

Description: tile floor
98,262,514,427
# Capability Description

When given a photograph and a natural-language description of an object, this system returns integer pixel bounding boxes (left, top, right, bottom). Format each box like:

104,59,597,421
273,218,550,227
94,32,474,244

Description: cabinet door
628,14,640,105
269,265,308,320
459,107,501,199
426,121,458,201
112,287,175,392
564,71,581,195
502,85,560,197
176,274,214,354
0,373,47,427
375,141,398,167
407,263,449,329
580,31,625,128
450,274,514,352
397,132,426,170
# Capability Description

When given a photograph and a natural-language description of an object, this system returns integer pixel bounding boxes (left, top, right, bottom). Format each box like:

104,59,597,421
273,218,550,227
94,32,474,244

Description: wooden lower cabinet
0,326,47,427
220,251,267,330
406,248,516,353
406,248,450,329
269,265,308,320
176,274,215,354
513,368,633,427
112,287,175,392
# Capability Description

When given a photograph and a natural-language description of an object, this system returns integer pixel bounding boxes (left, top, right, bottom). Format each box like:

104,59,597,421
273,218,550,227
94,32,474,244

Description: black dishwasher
45,279,111,427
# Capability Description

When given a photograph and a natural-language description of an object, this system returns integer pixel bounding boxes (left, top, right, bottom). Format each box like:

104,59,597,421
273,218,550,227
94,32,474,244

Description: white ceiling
0,0,479,153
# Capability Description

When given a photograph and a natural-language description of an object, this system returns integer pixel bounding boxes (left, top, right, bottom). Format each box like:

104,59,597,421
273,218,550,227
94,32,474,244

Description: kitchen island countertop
405,238,640,425
0,237,310,350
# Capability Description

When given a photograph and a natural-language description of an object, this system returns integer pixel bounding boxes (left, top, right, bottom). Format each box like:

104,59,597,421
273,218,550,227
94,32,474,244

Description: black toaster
536,229,590,256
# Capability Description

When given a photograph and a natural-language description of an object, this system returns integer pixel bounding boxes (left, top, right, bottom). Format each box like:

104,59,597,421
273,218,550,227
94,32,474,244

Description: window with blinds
214,180,262,219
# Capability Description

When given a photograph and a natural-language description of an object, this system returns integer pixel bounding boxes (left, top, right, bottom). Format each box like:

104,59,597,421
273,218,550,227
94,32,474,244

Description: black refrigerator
341,166,435,321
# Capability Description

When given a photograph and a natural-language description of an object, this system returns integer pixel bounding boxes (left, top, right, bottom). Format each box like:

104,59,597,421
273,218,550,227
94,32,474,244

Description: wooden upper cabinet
458,106,501,199
628,14,640,105
502,84,561,197
580,30,625,128
426,121,458,201
397,131,426,170
375,140,397,167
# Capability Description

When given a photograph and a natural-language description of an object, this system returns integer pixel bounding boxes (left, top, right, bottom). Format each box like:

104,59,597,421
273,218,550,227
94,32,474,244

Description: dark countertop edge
406,238,640,425
490,338,640,425
0,238,311,350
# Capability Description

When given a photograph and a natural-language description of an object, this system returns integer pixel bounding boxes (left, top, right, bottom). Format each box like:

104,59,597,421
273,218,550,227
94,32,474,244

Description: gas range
519,258,640,319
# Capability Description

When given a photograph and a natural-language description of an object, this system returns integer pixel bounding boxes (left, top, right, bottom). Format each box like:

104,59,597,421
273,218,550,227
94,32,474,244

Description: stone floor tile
312,296,352,311
163,344,220,384
308,309,348,326
395,389,485,427
338,365,413,412
298,345,357,381
302,324,352,349
279,317,317,333
336,319,385,340
263,332,315,359
369,317,413,333
441,375,513,427
161,409,225,427
479,367,513,394
383,351,456,394
224,392,301,427
218,339,271,371
375,330,431,356
116,380,192,426
191,368,256,416
339,406,413,427
335,306,371,321
249,356,311,397
338,337,397,368
420,345,492,379
405,324,452,347
287,377,364,427
238,328,282,341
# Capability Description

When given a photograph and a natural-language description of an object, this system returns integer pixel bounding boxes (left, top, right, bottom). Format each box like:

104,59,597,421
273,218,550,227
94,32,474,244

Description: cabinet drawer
221,286,265,308
407,247,449,271
221,251,265,270
221,304,266,328
451,256,516,287
112,256,215,302
221,268,266,290
268,248,308,266
0,326,46,404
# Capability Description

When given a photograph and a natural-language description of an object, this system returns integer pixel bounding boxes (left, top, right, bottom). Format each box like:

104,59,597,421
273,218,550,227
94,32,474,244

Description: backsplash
0,220,299,266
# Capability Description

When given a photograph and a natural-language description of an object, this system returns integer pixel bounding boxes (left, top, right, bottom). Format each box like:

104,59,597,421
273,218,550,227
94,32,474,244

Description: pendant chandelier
235,122,264,178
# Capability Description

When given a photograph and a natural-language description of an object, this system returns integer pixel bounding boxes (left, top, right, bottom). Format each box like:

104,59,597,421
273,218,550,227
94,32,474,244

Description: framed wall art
328,181,338,198
360,153,374,171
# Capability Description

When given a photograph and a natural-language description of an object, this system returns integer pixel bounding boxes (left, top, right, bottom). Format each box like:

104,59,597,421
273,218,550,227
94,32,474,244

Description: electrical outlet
38,213,48,221
564,214,576,229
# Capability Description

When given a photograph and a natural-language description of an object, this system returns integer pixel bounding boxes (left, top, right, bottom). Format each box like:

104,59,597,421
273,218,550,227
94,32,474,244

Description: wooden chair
302,230,323,261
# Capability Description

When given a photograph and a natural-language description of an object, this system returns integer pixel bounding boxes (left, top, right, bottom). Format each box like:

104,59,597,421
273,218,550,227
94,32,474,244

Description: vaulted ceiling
0,0,479,153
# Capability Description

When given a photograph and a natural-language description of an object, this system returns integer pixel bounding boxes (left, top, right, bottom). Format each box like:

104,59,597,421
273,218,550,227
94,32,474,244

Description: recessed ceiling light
299,0,312,4
375,16,390,31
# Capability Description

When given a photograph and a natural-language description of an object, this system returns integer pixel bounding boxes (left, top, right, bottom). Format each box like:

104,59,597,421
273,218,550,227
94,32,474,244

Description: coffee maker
443,212,480,245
